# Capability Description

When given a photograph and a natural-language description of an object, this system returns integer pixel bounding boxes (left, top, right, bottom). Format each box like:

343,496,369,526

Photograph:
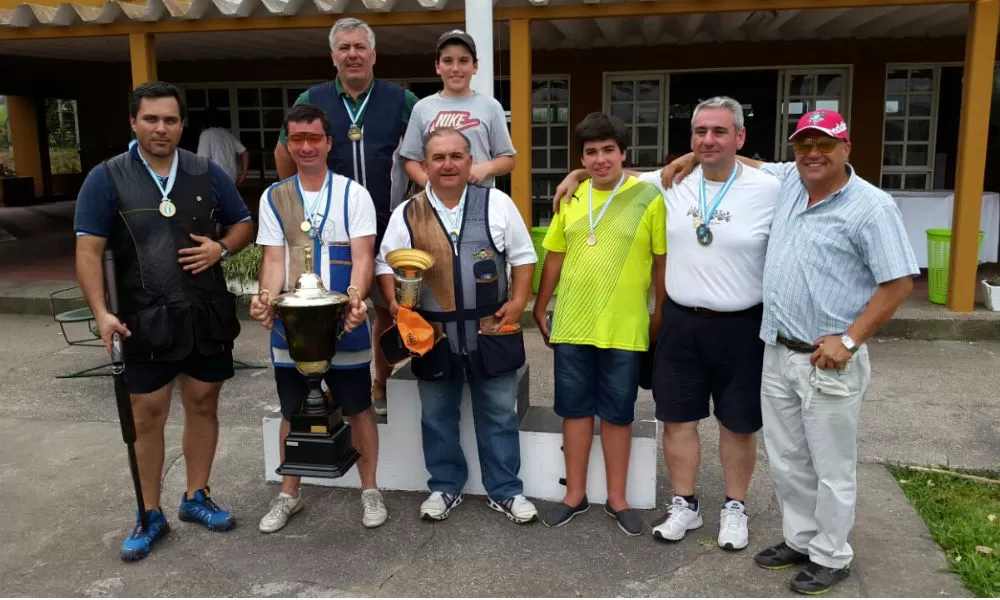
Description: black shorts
125,348,234,395
274,366,372,420
652,297,765,434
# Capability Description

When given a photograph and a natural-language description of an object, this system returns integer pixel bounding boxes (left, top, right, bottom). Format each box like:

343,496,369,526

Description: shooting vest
308,79,407,244
104,147,240,361
403,184,524,379
265,173,372,370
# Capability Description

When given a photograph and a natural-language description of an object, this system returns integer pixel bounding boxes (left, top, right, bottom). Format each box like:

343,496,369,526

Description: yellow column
7,96,43,197
129,33,157,87
948,0,999,311
509,19,533,227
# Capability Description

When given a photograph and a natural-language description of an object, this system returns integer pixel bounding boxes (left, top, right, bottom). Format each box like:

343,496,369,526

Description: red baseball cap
789,109,849,141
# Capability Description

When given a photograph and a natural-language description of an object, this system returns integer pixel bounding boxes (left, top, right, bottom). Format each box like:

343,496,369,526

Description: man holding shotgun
74,81,253,562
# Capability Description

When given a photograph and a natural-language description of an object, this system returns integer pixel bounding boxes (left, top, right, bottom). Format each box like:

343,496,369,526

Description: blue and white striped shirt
758,162,919,345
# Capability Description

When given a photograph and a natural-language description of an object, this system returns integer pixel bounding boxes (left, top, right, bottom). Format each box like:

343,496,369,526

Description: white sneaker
718,500,749,550
419,491,463,521
487,494,538,524
372,396,388,417
258,491,304,533
361,489,388,528
651,495,703,541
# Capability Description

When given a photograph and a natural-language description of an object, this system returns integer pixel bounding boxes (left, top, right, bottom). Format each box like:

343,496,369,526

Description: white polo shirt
256,173,377,292
376,186,537,276
641,165,781,312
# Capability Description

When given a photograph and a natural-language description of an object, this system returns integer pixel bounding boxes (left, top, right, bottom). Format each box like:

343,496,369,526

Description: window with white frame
184,84,313,176
777,69,851,161
532,78,570,174
605,74,667,168
881,67,937,191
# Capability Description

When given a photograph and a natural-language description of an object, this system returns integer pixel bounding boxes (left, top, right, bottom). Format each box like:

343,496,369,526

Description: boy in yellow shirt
533,112,666,535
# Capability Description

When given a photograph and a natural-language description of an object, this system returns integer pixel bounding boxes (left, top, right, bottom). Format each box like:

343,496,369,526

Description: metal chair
50,286,113,378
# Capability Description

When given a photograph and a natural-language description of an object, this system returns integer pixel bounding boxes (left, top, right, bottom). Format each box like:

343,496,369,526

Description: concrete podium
262,363,659,508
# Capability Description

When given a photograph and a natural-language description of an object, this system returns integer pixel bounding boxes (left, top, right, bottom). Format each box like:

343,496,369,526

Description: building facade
1,0,996,311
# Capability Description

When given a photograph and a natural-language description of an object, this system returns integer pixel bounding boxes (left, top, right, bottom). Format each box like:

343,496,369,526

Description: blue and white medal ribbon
426,182,468,246
138,148,179,218
296,171,332,239
696,164,738,246
587,173,626,246
343,89,373,142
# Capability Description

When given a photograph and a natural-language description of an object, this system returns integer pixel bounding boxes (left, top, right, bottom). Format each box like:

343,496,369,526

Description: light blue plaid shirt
759,162,919,345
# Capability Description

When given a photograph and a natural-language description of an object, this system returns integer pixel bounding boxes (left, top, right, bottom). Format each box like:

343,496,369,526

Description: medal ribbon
698,163,739,229
138,148,178,204
588,173,627,238
426,183,468,244
342,88,374,130
296,171,333,234
295,171,333,227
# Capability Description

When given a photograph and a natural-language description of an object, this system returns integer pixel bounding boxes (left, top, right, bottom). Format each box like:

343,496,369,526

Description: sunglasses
287,133,328,145
793,137,842,154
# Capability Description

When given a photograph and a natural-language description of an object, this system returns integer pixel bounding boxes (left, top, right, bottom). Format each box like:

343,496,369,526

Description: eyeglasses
287,133,328,145
793,137,842,154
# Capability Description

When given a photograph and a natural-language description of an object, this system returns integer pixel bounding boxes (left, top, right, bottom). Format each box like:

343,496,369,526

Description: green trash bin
925,228,984,305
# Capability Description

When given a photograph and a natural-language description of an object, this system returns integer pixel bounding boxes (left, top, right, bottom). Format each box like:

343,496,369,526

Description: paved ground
0,314,992,597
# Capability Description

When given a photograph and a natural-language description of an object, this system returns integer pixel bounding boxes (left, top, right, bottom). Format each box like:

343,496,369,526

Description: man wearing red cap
658,109,918,594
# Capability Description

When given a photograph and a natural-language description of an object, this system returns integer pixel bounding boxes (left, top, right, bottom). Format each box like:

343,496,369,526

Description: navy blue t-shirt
75,143,252,237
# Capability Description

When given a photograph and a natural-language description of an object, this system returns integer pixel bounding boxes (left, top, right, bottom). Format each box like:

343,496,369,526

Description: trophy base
276,420,360,479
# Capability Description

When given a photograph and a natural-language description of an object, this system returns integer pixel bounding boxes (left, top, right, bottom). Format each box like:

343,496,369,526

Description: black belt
668,297,762,318
777,336,819,354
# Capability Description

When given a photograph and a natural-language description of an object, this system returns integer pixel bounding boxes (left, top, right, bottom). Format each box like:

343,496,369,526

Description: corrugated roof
0,0,377,27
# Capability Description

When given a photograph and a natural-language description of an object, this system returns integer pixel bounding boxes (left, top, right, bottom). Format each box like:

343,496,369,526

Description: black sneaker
603,504,644,536
755,541,811,570
542,497,589,527
790,562,850,595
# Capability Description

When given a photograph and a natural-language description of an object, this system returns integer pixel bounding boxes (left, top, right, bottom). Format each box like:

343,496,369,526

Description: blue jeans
417,366,523,502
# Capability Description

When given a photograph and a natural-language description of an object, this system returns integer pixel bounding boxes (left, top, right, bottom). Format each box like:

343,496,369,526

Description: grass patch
888,465,1000,597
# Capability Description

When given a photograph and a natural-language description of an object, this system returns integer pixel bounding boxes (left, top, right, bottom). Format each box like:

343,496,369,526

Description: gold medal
587,233,597,246
347,125,363,142
158,199,176,218
300,220,312,233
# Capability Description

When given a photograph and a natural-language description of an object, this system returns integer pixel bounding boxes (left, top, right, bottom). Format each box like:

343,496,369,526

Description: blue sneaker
178,487,235,531
120,509,170,562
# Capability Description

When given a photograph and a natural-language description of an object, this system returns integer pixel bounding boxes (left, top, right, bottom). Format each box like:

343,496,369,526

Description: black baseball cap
436,29,478,61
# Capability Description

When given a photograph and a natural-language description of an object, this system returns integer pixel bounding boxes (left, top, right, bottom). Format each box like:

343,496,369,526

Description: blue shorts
553,344,642,425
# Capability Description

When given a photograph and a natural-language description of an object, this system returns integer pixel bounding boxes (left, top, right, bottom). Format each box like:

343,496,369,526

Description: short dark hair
283,103,333,138
575,112,629,154
129,81,186,121
423,127,473,157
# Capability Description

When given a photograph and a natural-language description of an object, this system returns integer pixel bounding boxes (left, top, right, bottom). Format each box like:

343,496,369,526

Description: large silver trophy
272,246,360,478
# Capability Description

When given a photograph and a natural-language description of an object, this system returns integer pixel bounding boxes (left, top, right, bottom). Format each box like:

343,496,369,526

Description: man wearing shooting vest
375,127,538,524
275,17,420,417
74,81,254,561
252,104,385,532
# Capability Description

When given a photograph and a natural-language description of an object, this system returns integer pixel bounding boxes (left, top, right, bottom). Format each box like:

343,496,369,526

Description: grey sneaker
361,489,388,528
259,492,304,533
373,396,388,417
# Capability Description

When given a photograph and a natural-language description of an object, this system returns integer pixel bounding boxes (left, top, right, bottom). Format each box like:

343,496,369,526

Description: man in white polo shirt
553,96,780,550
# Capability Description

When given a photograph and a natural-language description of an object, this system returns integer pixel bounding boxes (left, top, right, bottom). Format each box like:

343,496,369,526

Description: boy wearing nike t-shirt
533,112,666,536
399,30,515,189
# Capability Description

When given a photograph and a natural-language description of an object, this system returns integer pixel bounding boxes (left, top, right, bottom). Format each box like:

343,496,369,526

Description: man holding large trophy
376,128,539,524
249,104,387,533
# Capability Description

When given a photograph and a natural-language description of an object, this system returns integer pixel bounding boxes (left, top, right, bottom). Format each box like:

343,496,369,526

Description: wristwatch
218,240,230,260
841,334,859,353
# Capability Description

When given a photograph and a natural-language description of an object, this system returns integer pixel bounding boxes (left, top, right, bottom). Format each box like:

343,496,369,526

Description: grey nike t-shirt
399,91,516,188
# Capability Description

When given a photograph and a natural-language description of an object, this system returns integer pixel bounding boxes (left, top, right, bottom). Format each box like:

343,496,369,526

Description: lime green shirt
543,176,666,351
278,79,419,144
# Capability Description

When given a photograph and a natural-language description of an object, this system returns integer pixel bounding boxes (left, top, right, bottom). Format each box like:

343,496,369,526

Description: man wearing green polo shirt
274,17,419,417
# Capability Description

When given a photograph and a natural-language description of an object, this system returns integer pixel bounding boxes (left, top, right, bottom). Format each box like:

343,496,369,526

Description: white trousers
760,342,870,569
